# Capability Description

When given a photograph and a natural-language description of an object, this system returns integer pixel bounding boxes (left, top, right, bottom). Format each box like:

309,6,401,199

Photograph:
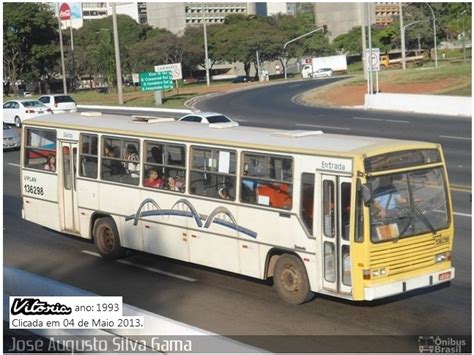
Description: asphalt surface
4,79,472,352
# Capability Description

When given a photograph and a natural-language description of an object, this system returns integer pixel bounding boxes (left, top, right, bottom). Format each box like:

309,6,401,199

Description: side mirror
361,184,373,206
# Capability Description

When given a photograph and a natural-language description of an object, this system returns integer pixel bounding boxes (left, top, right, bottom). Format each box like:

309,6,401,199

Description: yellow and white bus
20,112,455,304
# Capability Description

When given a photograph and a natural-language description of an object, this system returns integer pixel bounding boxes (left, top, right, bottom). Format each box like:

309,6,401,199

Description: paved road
4,80,471,351
194,78,472,189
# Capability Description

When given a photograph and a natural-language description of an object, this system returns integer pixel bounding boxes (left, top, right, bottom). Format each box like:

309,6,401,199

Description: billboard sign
154,63,182,80
59,3,71,20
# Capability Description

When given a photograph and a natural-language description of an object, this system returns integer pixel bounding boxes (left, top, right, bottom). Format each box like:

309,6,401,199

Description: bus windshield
368,167,449,242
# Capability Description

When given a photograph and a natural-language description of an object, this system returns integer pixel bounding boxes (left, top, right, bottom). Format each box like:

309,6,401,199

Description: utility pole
367,3,373,94
112,3,124,104
360,3,367,81
56,3,67,94
203,3,210,86
425,2,438,68
69,18,76,91
399,3,406,70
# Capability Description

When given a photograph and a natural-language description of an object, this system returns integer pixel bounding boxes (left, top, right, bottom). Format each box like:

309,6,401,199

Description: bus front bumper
364,267,455,301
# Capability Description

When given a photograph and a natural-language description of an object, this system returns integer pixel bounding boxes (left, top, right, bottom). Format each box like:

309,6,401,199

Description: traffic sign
154,63,182,80
59,3,71,20
366,48,380,72
139,71,173,92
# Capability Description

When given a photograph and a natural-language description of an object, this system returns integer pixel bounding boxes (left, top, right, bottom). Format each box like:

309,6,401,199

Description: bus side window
143,141,186,192
241,153,293,210
79,134,98,179
300,173,315,234
24,128,57,172
101,137,140,185
190,146,236,200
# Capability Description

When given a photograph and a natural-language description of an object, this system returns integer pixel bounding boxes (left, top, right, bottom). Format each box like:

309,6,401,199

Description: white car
3,123,21,150
38,94,77,113
311,68,334,78
3,100,52,128
178,112,239,126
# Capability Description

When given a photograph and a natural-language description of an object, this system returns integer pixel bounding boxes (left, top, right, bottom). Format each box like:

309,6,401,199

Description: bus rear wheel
93,217,126,260
273,254,313,305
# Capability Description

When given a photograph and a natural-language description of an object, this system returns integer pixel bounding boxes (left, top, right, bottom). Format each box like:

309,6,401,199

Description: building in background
374,2,400,27
146,2,256,35
314,3,375,40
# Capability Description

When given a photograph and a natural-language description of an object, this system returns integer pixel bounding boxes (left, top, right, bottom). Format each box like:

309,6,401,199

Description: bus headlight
363,268,388,279
435,252,451,263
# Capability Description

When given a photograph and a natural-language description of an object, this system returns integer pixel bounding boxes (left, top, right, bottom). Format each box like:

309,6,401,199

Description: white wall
365,93,472,117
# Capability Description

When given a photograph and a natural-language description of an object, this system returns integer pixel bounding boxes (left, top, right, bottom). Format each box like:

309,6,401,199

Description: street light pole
283,26,326,80
425,3,438,68
202,3,210,86
399,3,407,70
112,3,124,105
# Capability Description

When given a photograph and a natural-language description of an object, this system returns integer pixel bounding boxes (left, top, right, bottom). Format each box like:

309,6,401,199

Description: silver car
3,123,21,150
311,68,334,79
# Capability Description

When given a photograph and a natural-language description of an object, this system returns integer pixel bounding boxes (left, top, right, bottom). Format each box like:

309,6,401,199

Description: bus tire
15,116,21,128
93,217,126,260
273,254,313,305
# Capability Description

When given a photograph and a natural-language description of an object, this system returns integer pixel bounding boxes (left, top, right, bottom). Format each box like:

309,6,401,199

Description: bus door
59,141,80,233
320,174,352,294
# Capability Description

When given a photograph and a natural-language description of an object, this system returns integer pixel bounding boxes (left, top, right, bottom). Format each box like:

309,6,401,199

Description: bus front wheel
273,254,313,305
93,217,126,260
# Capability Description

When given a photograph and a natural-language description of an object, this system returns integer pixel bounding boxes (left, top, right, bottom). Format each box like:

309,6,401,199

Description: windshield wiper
414,205,436,234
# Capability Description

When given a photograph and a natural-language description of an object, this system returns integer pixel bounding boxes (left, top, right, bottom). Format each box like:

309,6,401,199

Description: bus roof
25,112,438,158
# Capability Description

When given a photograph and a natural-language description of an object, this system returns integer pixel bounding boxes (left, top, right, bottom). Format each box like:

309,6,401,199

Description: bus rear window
24,128,57,172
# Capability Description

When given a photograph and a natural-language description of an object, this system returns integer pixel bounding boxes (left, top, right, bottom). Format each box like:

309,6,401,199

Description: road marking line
386,119,410,124
7,163,20,167
453,212,472,217
440,135,471,141
81,250,197,282
353,117,383,121
296,123,351,131
289,84,301,88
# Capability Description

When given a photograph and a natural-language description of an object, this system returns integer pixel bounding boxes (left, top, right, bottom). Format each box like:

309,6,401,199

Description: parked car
3,123,21,150
232,75,251,83
3,100,52,128
178,112,239,126
38,94,77,113
311,68,334,79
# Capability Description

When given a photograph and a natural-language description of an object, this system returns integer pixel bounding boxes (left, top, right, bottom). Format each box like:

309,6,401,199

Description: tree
3,3,59,94
74,15,151,83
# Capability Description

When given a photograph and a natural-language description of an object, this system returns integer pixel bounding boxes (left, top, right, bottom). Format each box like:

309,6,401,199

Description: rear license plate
38,111,43,114
438,271,451,281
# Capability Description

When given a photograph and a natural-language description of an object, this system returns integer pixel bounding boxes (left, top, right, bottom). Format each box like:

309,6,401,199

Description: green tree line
3,2,471,94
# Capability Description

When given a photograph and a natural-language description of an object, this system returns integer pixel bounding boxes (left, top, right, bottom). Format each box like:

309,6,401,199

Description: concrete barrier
4,267,265,353
365,93,472,117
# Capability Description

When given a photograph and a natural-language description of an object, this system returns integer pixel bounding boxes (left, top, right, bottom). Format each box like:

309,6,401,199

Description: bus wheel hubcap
102,228,114,250
281,266,300,292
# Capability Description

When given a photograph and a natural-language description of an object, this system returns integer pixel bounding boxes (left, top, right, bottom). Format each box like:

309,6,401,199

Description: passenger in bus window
218,187,230,200
150,146,163,164
105,145,123,176
124,144,140,178
44,154,56,172
144,169,164,188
